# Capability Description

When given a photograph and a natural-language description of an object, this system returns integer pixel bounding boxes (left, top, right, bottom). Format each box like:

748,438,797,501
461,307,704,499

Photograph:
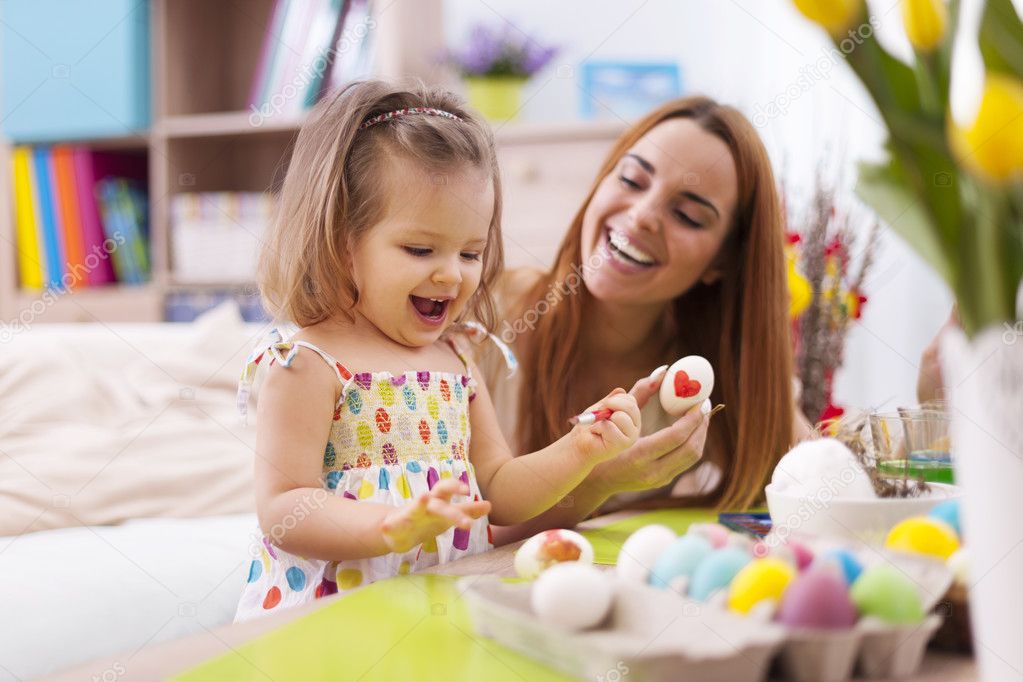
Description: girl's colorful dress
233,328,498,622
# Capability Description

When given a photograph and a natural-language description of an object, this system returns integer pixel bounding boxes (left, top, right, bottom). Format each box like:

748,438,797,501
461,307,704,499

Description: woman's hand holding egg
570,388,641,465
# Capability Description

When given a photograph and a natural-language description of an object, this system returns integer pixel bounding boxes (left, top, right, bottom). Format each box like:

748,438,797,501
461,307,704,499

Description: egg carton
685,541,953,681
460,549,952,682
461,575,785,682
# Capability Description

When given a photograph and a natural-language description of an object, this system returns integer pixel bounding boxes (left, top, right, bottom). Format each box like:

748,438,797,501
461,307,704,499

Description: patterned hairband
359,107,463,130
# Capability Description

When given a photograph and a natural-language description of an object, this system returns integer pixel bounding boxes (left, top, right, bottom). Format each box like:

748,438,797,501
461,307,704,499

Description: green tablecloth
176,509,716,681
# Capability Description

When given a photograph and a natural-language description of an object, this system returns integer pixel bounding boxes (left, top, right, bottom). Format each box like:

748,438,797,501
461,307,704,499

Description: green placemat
580,508,718,564
173,574,569,682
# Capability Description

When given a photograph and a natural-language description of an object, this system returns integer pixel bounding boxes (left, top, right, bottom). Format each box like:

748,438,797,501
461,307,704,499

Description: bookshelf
0,0,625,325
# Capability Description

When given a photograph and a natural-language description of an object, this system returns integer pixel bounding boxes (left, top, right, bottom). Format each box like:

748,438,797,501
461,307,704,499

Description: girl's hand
570,388,642,465
380,479,492,553
588,371,709,497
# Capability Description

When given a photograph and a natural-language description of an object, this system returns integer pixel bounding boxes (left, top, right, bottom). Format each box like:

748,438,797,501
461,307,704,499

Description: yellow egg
886,516,960,559
902,0,947,52
793,0,863,38
727,558,796,614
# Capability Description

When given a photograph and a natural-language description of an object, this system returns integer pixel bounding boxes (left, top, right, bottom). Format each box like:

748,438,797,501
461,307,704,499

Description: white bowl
765,482,963,544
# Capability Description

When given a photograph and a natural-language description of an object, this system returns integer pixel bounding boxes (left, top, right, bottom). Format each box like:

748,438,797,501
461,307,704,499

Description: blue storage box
1,0,150,142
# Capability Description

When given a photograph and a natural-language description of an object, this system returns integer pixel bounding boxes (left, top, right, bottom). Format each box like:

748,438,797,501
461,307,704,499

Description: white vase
941,325,1023,681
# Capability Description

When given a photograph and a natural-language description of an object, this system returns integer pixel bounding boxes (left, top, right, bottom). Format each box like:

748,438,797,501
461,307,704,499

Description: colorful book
73,148,146,285
10,146,45,289
32,147,66,289
52,146,86,287
249,0,289,109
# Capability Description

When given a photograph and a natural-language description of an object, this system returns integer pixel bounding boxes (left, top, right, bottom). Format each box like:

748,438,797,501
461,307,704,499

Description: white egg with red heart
659,355,714,416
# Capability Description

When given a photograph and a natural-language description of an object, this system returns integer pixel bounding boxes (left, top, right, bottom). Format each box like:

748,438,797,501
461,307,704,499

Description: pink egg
776,567,858,629
688,523,731,549
790,541,815,571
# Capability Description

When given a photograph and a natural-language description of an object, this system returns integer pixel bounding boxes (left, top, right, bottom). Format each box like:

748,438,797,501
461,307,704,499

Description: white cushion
0,514,256,680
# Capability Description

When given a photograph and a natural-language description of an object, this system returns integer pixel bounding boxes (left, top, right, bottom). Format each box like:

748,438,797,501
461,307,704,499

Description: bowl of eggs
765,438,964,544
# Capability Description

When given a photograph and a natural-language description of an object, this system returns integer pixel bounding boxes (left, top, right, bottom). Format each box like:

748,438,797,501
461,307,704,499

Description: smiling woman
478,96,813,543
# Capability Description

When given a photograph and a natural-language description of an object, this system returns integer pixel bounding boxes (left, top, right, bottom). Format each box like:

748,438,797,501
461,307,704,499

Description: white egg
514,529,595,579
659,356,715,416
531,562,613,630
616,524,677,583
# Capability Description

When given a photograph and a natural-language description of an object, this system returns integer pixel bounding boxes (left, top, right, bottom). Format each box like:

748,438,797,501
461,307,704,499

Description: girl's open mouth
409,295,450,325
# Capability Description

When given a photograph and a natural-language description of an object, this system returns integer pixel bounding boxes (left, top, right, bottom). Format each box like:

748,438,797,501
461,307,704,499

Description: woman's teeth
607,229,656,267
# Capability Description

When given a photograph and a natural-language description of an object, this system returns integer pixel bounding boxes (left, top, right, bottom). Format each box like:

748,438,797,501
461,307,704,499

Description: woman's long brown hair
514,96,793,511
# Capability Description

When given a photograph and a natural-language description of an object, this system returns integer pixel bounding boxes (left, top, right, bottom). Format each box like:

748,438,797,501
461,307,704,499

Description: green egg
850,564,925,624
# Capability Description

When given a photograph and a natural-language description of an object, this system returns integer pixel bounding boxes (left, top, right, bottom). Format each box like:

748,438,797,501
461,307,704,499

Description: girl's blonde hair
259,79,504,331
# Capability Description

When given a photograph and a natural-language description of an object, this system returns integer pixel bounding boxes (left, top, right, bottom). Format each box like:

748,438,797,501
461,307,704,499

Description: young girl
233,80,640,621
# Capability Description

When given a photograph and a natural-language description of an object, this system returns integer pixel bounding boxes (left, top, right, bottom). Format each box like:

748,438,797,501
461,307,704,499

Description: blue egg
689,547,751,601
820,548,863,586
648,533,713,589
928,499,961,537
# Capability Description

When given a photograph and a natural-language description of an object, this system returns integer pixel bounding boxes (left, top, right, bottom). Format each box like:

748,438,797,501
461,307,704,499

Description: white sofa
0,303,267,679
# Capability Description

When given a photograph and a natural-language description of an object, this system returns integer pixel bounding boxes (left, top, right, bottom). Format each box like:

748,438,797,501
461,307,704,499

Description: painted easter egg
648,533,713,589
776,565,858,629
515,529,595,579
419,419,431,444
728,558,796,614
817,548,864,586
659,356,715,415
928,499,961,537
440,379,451,401
688,523,731,549
885,517,960,560
850,564,925,624
689,546,752,601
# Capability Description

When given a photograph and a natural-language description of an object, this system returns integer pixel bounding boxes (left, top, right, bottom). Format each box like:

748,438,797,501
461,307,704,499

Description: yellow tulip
902,0,948,52
793,0,862,38
950,73,1023,183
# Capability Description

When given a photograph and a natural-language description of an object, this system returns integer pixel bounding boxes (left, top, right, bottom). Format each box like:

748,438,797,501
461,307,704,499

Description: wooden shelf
493,119,630,144
10,284,162,323
157,111,305,139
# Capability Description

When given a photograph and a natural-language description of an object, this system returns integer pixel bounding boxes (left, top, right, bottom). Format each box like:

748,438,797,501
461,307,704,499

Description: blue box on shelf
1,0,150,142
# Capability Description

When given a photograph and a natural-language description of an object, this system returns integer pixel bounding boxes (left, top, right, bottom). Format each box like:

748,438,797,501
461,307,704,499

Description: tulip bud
950,73,1023,183
793,0,863,38
902,0,948,53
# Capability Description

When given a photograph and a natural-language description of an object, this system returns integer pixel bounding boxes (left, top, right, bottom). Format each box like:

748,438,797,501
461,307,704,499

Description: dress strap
236,328,354,423
454,320,518,377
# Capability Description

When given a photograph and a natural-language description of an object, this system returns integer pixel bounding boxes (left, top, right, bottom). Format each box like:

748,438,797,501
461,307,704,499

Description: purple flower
447,22,559,78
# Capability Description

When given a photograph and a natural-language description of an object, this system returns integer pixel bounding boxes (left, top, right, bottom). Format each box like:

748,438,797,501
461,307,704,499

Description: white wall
445,0,955,411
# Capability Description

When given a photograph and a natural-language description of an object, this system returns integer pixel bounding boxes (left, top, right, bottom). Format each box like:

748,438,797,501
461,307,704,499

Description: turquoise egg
689,547,751,601
928,499,961,537
648,534,713,589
